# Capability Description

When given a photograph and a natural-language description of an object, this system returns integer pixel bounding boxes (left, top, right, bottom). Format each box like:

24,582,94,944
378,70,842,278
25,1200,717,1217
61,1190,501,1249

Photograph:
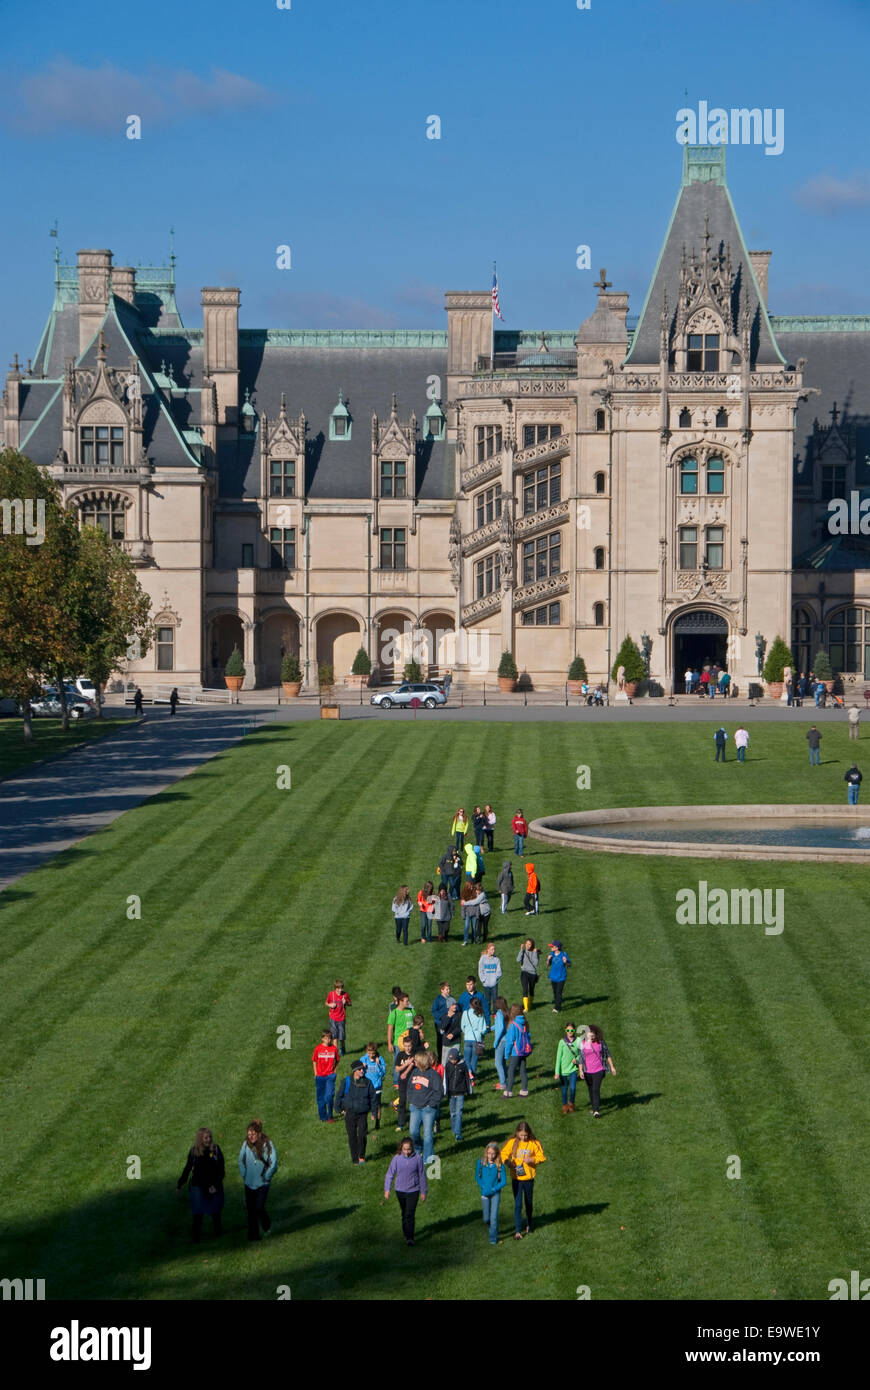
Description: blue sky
2,0,869,369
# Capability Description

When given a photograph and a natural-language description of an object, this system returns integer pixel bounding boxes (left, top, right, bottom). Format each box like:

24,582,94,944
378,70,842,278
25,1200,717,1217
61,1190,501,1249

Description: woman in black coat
177,1127,225,1241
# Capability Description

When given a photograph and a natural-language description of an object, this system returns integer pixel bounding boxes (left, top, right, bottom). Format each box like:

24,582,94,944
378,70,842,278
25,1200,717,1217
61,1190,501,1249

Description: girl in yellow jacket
500,1121,546,1239
452,808,469,850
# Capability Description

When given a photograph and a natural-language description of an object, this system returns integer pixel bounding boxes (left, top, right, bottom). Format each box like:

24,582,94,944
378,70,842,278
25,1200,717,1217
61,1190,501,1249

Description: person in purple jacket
383,1136,428,1246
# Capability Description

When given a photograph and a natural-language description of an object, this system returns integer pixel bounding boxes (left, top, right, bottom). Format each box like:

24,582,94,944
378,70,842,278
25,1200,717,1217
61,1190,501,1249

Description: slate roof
625,146,782,368
773,326,870,485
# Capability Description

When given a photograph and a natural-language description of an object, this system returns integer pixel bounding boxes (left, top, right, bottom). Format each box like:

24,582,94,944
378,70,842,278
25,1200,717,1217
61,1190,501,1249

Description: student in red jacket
512,809,529,857
312,1030,341,1122
417,881,436,944
325,979,351,1055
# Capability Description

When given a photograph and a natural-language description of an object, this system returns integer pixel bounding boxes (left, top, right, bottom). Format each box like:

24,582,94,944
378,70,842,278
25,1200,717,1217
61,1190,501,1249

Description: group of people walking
685,664,731,697
176,1121,278,1244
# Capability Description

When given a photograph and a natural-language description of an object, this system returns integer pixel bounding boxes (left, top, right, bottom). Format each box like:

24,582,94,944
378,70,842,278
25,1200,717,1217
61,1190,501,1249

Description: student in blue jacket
362,1042,387,1130
546,940,572,1013
238,1120,278,1242
475,1142,507,1245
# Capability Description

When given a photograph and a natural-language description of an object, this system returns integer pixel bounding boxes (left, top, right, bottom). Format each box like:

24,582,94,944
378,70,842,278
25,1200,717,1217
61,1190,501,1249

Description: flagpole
492,261,496,370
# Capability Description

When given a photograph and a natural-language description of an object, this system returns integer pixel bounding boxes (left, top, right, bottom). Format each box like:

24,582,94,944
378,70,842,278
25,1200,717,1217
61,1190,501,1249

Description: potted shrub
318,662,335,697
813,648,834,693
611,635,646,697
280,653,302,697
762,636,794,699
403,658,424,684
224,645,245,694
347,646,372,689
567,654,588,696
497,650,518,692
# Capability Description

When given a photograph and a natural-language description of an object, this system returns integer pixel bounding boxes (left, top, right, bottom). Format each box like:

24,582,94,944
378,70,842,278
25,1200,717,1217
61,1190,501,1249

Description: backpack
514,1023,532,1057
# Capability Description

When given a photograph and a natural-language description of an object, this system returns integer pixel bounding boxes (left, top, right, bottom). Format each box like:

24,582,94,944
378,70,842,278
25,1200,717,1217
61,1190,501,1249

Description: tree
568,654,588,681
70,524,153,717
497,650,518,680
403,658,423,682
351,646,371,675
0,449,78,741
813,649,833,681
762,636,795,684
225,646,245,678
611,635,646,685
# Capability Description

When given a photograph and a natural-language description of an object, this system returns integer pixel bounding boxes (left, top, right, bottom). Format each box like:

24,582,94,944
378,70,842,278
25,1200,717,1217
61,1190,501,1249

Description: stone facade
5,145,870,692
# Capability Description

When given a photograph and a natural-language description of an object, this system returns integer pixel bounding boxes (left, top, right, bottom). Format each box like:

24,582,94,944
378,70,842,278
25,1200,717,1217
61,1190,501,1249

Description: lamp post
755,632,766,677
641,631,652,677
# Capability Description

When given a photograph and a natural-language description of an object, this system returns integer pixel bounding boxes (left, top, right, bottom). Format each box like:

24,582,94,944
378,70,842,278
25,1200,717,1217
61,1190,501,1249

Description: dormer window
241,388,257,434
424,401,445,441
330,391,351,441
81,425,124,469
687,332,719,371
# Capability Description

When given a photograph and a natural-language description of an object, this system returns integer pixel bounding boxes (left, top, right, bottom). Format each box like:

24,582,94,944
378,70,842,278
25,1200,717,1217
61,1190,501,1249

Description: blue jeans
394,913,409,945
464,1040,480,1075
447,876,460,901
315,1074,336,1120
482,983,497,1016
809,746,820,765
512,1177,534,1233
409,1105,436,1163
481,1191,501,1243
560,1072,578,1105
737,745,746,762
514,834,524,855
455,832,465,850
494,1038,507,1086
449,1093,465,1139
463,914,478,945
420,912,432,941
849,783,860,804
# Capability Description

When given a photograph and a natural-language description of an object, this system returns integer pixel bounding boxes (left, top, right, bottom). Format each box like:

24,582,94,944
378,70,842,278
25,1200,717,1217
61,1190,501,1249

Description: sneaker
502,1091,512,1098
513,1231,524,1240
327,1117,335,1123
494,1083,503,1090
358,1158,366,1164
525,911,534,916
406,1238,415,1246
561,1104,569,1115
593,1110,600,1118
519,1090,529,1097
395,1126,404,1132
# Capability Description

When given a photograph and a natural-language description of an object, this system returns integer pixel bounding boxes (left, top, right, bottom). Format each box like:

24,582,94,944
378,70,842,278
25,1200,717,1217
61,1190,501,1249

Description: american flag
492,269,504,321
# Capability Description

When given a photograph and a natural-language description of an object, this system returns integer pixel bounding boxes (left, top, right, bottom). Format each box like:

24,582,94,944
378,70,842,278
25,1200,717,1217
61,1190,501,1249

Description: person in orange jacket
523,863,540,915
417,881,436,943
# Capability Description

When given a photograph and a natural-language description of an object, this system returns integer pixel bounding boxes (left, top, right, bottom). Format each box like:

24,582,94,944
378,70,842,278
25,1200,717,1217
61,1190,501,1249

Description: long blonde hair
483,1141,502,1171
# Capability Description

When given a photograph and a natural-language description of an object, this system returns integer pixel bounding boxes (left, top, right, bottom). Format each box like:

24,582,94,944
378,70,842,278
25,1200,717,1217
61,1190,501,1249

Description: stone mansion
4,144,870,692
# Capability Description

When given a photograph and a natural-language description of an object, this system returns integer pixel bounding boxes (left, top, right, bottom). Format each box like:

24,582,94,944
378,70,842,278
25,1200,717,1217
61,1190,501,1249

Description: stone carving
448,515,461,590
499,498,514,590
515,500,570,537
461,591,501,622
616,665,625,691
463,518,500,557
513,434,570,467
460,453,503,490
79,400,126,425
512,572,569,609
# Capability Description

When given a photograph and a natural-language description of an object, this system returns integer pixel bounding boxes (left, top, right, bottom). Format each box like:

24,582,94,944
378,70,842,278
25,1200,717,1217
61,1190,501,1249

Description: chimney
445,291,492,376
201,287,240,423
77,249,113,354
748,251,771,310
112,266,137,305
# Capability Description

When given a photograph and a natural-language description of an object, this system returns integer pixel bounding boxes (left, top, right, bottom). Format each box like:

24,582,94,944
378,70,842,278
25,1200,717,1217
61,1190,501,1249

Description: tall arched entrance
209,613,244,681
671,609,730,679
418,611,455,679
260,609,301,686
316,613,362,681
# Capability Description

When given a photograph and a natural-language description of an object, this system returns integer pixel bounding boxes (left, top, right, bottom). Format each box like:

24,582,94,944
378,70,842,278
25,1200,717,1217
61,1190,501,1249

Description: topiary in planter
225,646,245,678
568,655,588,681
351,647,371,676
318,662,335,690
611,635,646,687
280,654,301,683
403,658,423,683
498,651,518,680
762,636,794,685
813,649,833,681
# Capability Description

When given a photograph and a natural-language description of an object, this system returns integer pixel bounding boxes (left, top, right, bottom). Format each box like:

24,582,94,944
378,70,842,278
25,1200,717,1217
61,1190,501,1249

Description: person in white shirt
734,726,749,763
684,667,694,694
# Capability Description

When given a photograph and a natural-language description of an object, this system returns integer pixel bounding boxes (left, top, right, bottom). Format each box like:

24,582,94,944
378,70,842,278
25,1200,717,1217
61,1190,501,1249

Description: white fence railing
124,683,232,705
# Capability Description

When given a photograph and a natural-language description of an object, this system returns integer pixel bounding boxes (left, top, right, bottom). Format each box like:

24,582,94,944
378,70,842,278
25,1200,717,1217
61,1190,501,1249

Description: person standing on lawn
458,974,490,1025
517,937,539,1013
444,1047,473,1141
238,1120,277,1242
460,881,484,946
475,1142,507,1246
497,859,514,913
578,1024,617,1117
177,1127,225,1242
384,1137,427,1246
500,1121,546,1239
392,886,412,946
554,1023,581,1114
337,1060,377,1164
484,804,497,852
547,940,571,1013
394,1034,416,1131
431,981,454,1045
492,995,510,1092
451,807,469,850
386,992,415,1061
440,1001,462,1067
461,997,488,1081
407,1051,443,1164
417,881,436,944
845,762,863,805
472,805,487,847
512,809,529,856
734,726,749,763
362,1042,387,1130
325,979,351,1056
312,1030,341,1122
523,862,540,915
849,704,861,741
806,726,822,766
433,884,454,942
502,1005,532,1098
714,726,728,762
478,942,503,1017
464,840,479,882
478,887,492,941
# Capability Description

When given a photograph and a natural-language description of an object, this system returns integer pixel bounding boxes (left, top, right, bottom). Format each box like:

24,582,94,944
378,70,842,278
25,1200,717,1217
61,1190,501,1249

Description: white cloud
793,172,870,213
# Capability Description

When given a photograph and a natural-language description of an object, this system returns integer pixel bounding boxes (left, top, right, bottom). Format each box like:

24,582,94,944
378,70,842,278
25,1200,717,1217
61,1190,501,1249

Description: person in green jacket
554,1022,581,1114
452,807,469,850
464,840,479,881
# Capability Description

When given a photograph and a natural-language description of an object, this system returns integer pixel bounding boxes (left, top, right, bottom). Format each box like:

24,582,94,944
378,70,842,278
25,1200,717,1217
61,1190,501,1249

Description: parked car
370,682,447,710
74,677,97,700
0,695,19,717
39,688,96,719
28,695,64,718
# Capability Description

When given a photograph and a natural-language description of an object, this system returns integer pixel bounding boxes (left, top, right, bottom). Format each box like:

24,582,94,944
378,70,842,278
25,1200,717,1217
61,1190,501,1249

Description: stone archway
375,609,416,681
418,611,456,678
670,608,730,687
260,609,302,686
209,613,244,681
315,612,363,682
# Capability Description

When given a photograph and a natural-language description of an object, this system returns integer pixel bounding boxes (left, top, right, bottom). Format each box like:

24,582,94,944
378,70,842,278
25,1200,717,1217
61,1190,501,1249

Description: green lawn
0,716,132,778
0,719,868,1301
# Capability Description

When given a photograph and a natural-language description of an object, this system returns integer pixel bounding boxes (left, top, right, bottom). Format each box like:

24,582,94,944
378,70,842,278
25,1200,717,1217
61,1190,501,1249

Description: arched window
595,409,606,431
593,602,605,627
594,471,606,494
679,407,692,429
792,607,813,677
156,625,175,671
827,607,870,677
79,494,127,542
706,456,724,494
594,546,605,570
715,407,728,428
679,458,698,495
